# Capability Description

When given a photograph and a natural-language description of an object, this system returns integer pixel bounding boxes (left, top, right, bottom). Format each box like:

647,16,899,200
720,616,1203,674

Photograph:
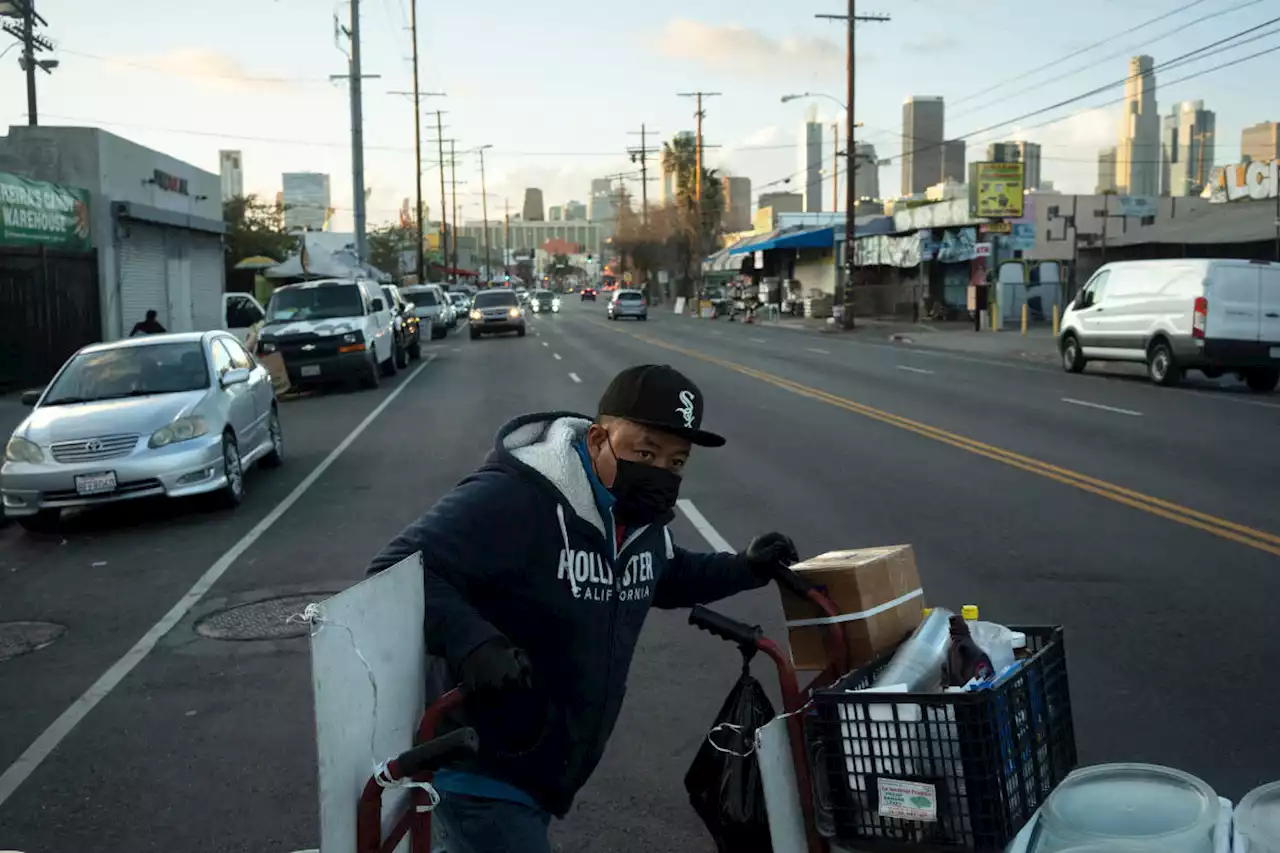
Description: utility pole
678,92,720,205
434,111,448,276
449,139,459,282
628,124,657,227
477,145,493,282
6,1,57,126
504,198,511,281
832,123,840,211
817,4,890,330
331,2,380,261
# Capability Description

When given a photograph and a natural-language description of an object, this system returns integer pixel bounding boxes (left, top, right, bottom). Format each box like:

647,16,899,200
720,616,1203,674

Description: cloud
902,34,961,53
1000,106,1121,193
110,49,299,92
655,18,852,76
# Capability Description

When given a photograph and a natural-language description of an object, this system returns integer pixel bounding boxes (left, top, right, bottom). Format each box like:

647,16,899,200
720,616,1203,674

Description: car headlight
509,306,521,318
149,416,209,449
4,436,43,464
552,298,561,308
470,309,483,321
342,332,361,344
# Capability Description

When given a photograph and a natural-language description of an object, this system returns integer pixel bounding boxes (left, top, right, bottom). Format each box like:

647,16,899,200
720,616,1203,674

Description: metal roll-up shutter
188,232,225,330
119,223,168,334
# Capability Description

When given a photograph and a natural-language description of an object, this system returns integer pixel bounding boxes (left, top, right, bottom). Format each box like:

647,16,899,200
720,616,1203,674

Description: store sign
1203,160,1279,203
152,168,189,195
0,171,92,250
968,162,1025,218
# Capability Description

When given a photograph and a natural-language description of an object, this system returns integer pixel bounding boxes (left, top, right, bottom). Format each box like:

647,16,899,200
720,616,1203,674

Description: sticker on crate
877,778,938,822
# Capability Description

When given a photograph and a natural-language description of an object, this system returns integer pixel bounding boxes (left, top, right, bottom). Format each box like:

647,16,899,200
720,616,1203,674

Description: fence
0,246,101,388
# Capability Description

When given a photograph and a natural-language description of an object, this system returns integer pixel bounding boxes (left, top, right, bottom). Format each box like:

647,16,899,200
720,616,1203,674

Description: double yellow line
616,325,1280,558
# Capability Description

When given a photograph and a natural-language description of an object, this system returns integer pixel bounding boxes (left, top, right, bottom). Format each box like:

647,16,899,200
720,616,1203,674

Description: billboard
968,162,1025,218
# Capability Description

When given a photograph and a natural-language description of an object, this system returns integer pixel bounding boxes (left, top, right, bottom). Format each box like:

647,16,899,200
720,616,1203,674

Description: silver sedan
2,331,283,532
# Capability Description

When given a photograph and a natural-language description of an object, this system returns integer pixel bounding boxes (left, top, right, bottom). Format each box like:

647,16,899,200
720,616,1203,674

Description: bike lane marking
0,357,437,809
677,499,734,553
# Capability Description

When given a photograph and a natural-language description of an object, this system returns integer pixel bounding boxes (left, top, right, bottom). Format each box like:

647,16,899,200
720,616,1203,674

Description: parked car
1059,258,1280,391
469,288,526,339
529,289,560,314
608,289,648,321
448,292,471,316
382,284,421,366
515,287,530,306
2,332,283,532
581,287,598,302
256,278,397,389
401,285,449,340
427,284,458,328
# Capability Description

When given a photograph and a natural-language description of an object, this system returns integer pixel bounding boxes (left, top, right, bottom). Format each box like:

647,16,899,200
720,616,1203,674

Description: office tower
901,96,945,195
1161,100,1215,196
522,188,545,222
987,141,1042,190
853,143,880,201
941,140,966,184
1241,121,1280,163
219,150,243,201
1097,147,1118,194
282,172,331,232
798,104,824,212
1116,55,1160,196
721,175,751,231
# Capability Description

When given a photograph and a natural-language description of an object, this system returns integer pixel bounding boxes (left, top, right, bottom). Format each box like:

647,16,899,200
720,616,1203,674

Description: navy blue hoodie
367,412,766,817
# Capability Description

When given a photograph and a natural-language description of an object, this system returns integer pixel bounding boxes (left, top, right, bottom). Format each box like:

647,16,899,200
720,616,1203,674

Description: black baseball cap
597,364,725,447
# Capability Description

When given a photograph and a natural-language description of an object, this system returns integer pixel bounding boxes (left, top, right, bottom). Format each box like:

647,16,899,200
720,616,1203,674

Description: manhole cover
195,594,321,641
0,621,66,662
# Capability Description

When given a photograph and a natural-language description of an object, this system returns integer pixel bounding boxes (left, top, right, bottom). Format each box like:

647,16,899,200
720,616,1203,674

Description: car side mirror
20,388,42,406
221,367,252,388
371,298,385,312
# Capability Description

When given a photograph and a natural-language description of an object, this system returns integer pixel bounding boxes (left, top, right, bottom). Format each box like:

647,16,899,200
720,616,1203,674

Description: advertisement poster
0,172,92,250
968,162,1025,218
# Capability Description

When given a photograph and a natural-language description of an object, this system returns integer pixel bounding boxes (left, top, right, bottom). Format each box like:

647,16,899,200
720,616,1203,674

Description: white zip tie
374,759,442,813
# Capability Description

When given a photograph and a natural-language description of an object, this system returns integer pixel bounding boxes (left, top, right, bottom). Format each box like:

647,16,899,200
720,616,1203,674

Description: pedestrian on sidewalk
129,310,166,337
367,364,799,853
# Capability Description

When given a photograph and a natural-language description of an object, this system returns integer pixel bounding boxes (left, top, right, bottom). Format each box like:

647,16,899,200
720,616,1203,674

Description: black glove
745,532,800,581
460,636,533,697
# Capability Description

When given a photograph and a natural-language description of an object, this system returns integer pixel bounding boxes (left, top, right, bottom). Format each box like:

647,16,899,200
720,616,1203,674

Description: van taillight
1192,296,1208,338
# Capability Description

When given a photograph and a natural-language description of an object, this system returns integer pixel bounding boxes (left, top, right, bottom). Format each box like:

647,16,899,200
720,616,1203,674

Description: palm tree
660,134,726,293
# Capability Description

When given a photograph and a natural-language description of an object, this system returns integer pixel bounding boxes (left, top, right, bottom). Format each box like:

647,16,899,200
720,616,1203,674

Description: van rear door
1260,266,1280,350
1205,264,1261,343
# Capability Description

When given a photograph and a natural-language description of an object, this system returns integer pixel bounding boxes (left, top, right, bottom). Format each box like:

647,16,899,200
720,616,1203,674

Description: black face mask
606,438,682,526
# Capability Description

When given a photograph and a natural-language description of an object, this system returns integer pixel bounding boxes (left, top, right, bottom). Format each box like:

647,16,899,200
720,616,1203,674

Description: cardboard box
779,545,925,672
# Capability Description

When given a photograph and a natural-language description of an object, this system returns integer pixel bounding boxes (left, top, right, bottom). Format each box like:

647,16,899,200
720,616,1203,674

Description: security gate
0,246,100,387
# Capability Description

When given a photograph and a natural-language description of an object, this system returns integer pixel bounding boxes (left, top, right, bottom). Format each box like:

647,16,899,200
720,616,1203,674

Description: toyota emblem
84,439,103,453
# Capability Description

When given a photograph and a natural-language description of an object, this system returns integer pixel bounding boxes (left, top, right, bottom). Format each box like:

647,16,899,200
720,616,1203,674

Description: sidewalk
760,313,1061,363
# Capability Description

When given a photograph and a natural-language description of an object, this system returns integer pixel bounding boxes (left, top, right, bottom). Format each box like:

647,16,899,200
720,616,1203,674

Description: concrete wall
1025,192,1212,263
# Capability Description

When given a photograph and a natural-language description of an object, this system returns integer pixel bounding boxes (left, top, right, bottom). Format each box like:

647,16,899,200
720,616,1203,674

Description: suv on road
256,278,397,389
382,284,421,367
530,289,560,314
469,288,526,339
608,289,648,321
401,285,450,340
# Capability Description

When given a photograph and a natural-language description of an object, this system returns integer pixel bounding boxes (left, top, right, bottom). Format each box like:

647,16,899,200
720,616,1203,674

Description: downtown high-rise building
721,175,752,231
987,141,1043,190
282,172,331,232
589,178,616,224
853,142,880,201
1161,100,1215,196
798,105,824,212
1241,121,1280,163
219,150,243,202
901,96,945,195
565,200,587,221
941,140,966,184
1097,148,1119,194
522,188,545,222
1116,55,1160,196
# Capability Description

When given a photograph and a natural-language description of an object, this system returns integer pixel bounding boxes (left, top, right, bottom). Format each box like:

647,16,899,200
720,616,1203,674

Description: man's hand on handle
745,532,800,582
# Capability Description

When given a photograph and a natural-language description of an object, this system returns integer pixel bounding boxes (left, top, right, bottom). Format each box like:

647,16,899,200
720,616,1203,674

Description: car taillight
640,298,647,306
1192,296,1208,339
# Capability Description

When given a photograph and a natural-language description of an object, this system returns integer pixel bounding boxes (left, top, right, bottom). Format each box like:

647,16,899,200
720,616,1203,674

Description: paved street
2,299,1279,853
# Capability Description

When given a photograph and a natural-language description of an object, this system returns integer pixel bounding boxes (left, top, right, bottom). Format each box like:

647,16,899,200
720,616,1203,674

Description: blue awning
728,225,834,254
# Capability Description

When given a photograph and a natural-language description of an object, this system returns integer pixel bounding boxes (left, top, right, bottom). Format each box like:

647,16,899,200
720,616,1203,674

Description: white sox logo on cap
676,390,696,429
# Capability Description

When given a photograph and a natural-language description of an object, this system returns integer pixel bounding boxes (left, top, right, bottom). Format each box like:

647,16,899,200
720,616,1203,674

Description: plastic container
1032,763,1219,853
812,625,1075,852
872,607,954,693
1237,781,1280,853
960,605,1018,673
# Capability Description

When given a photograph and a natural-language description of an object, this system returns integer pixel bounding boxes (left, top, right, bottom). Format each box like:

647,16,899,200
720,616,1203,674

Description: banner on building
968,162,1025,218
1203,160,1278,203
1116,196,1158,217
0,172,92,250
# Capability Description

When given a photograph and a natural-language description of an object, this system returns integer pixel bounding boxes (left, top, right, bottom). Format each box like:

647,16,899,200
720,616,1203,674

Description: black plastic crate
808,626,1076,852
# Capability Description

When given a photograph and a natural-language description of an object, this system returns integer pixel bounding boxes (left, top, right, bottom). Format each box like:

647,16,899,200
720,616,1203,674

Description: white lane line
711,330,723,336
677,499,734,554
553,353,562,361
896,365,935,375
1062,397,1143,417
807,347,830,355
542,341,549,347
568,372,582,384
749,337,767,344
0,355,438,808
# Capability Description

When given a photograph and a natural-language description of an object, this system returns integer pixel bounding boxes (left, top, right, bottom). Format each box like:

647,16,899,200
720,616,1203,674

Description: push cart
357,566,1074,853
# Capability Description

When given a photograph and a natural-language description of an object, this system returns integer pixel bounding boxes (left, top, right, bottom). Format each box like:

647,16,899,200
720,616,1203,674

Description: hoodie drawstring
556,504,572,554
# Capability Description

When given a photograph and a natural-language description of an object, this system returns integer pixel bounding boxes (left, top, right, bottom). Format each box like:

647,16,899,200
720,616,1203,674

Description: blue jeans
431,793,552,853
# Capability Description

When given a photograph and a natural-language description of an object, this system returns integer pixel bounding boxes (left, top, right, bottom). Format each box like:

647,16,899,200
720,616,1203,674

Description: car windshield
266,284,364,323
474,290,518,307
404,290,440,307
617,291,644,302
43,342,210,405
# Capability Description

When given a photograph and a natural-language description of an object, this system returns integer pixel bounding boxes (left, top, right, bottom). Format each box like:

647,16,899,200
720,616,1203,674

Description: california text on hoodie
366,411,767,818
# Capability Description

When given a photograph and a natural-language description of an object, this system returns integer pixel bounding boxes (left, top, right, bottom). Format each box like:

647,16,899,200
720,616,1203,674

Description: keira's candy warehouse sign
1203,159,1278,203
0,171,92,250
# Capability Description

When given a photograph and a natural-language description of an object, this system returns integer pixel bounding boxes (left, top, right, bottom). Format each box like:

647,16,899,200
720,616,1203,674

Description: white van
1058,258,1280,392
252,278,398,388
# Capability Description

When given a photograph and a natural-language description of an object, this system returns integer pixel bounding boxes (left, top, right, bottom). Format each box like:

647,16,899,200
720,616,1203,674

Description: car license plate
301,365,321,377
75,471,117,496
1271,346,1280,359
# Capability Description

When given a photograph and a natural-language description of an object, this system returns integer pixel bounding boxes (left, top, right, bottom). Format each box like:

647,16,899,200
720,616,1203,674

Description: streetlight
781,92,846,110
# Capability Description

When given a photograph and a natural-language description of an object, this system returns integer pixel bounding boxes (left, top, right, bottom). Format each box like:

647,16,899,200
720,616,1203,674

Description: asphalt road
1,298,1278,852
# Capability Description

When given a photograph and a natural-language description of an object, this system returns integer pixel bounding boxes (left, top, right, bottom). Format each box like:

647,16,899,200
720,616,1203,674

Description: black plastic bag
684,664,777,853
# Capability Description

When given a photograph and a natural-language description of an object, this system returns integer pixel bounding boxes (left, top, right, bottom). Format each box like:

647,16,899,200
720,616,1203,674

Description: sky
3,0,1278,232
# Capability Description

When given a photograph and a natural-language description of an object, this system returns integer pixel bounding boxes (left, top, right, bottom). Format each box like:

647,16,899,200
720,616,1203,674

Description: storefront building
0,125,225,342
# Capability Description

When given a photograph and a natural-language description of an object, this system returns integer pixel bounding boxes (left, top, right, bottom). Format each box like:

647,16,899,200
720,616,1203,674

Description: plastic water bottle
873,607,955,692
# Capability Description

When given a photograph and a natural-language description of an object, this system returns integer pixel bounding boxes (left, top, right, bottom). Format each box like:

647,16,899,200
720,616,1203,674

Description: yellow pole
1021,303,1028,336
1053,303,1060,337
